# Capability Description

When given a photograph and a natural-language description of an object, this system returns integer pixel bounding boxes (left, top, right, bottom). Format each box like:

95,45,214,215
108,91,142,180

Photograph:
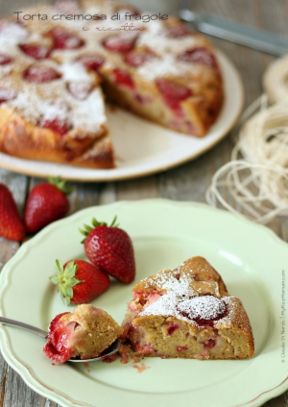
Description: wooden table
0,0,288,405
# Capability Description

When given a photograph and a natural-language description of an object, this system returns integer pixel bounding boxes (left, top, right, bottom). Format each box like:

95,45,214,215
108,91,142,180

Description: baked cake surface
0,0,223,168
122,256,254,360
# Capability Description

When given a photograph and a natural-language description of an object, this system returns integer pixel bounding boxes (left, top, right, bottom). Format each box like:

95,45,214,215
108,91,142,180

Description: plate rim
0,51,244,182
0,199,287,407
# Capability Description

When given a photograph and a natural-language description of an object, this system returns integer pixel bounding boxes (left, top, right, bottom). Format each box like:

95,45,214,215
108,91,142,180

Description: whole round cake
0,0,223,168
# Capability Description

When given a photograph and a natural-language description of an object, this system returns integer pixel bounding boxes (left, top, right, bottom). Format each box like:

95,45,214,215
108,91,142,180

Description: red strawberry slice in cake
19,43,52,60
165,24,193,38
156,79,192,114
113,68,135,89
102,33,139,53
124,49,157,68
0,53,14,65
46,26,85,50
0,87,17,103
76,53,105,72
178,47,218,68
23,64,62,83
41,118,71,136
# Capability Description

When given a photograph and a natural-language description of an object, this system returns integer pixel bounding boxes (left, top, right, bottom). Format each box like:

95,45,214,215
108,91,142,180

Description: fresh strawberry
81,217,136,284
50,259,110,304
0,183,25,241
24,177,72,234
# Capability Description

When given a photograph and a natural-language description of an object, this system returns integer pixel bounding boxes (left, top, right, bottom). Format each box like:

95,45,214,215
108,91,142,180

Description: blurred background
1,0,286,109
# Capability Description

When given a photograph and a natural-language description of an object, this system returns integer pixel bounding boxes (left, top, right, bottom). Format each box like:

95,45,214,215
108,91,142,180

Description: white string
206,97,288,224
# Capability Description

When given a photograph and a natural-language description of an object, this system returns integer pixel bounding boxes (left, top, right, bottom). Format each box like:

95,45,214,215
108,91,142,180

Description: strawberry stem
80,216,119,240
50,260,81,305
48,177,73,195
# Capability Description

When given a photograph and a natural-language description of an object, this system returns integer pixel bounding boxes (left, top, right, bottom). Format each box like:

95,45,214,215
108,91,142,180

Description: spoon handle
0,317,47,339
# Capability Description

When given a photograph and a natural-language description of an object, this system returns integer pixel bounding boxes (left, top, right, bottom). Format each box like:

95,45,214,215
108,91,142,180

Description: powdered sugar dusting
9,80,106,132
0,22,27,47
137,54,203,80
177,296,226,320
72,87,106,132
140,269,228,325
9,90,68,124
60,62,92,82
135,20,208,79
141,290,229,325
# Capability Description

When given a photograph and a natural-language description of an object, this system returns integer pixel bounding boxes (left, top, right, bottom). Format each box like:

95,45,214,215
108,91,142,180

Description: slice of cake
44,304,121,364
122,257,254,360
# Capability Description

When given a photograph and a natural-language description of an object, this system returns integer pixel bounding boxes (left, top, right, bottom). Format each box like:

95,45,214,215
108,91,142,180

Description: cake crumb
133,362,149,373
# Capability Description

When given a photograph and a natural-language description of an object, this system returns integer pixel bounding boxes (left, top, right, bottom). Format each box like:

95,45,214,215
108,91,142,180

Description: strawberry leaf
80,216,119,240
50,259,81,305
48,177,73,195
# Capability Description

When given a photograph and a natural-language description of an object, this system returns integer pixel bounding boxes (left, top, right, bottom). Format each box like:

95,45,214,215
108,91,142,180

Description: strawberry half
24,177,72,234
0,183,25,241
19,43,52,60
81,217,136,284
40,118,71,136
43,312,72,363
23,64,62,83
177,47,218,68
50,259,110,305
112,68,135,89
102,33,138,53
46,26,85,50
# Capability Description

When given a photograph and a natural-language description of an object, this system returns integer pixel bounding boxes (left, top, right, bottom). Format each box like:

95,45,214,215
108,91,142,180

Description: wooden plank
0,170,30,407
116,178,159,200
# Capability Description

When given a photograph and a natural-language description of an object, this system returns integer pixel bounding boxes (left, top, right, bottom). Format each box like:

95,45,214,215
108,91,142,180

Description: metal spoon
0,316,119,363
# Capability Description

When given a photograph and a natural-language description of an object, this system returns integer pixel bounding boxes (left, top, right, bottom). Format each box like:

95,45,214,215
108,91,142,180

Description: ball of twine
206,96,288,224
263,54,288,103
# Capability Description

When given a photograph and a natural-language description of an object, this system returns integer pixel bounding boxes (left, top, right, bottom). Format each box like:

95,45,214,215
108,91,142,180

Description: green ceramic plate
0,200,287,407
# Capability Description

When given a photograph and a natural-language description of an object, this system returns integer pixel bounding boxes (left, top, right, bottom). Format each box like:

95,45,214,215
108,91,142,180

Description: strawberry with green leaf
81,216,136,284
24,177,72,233
50,259,110,305
0,183,25,241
